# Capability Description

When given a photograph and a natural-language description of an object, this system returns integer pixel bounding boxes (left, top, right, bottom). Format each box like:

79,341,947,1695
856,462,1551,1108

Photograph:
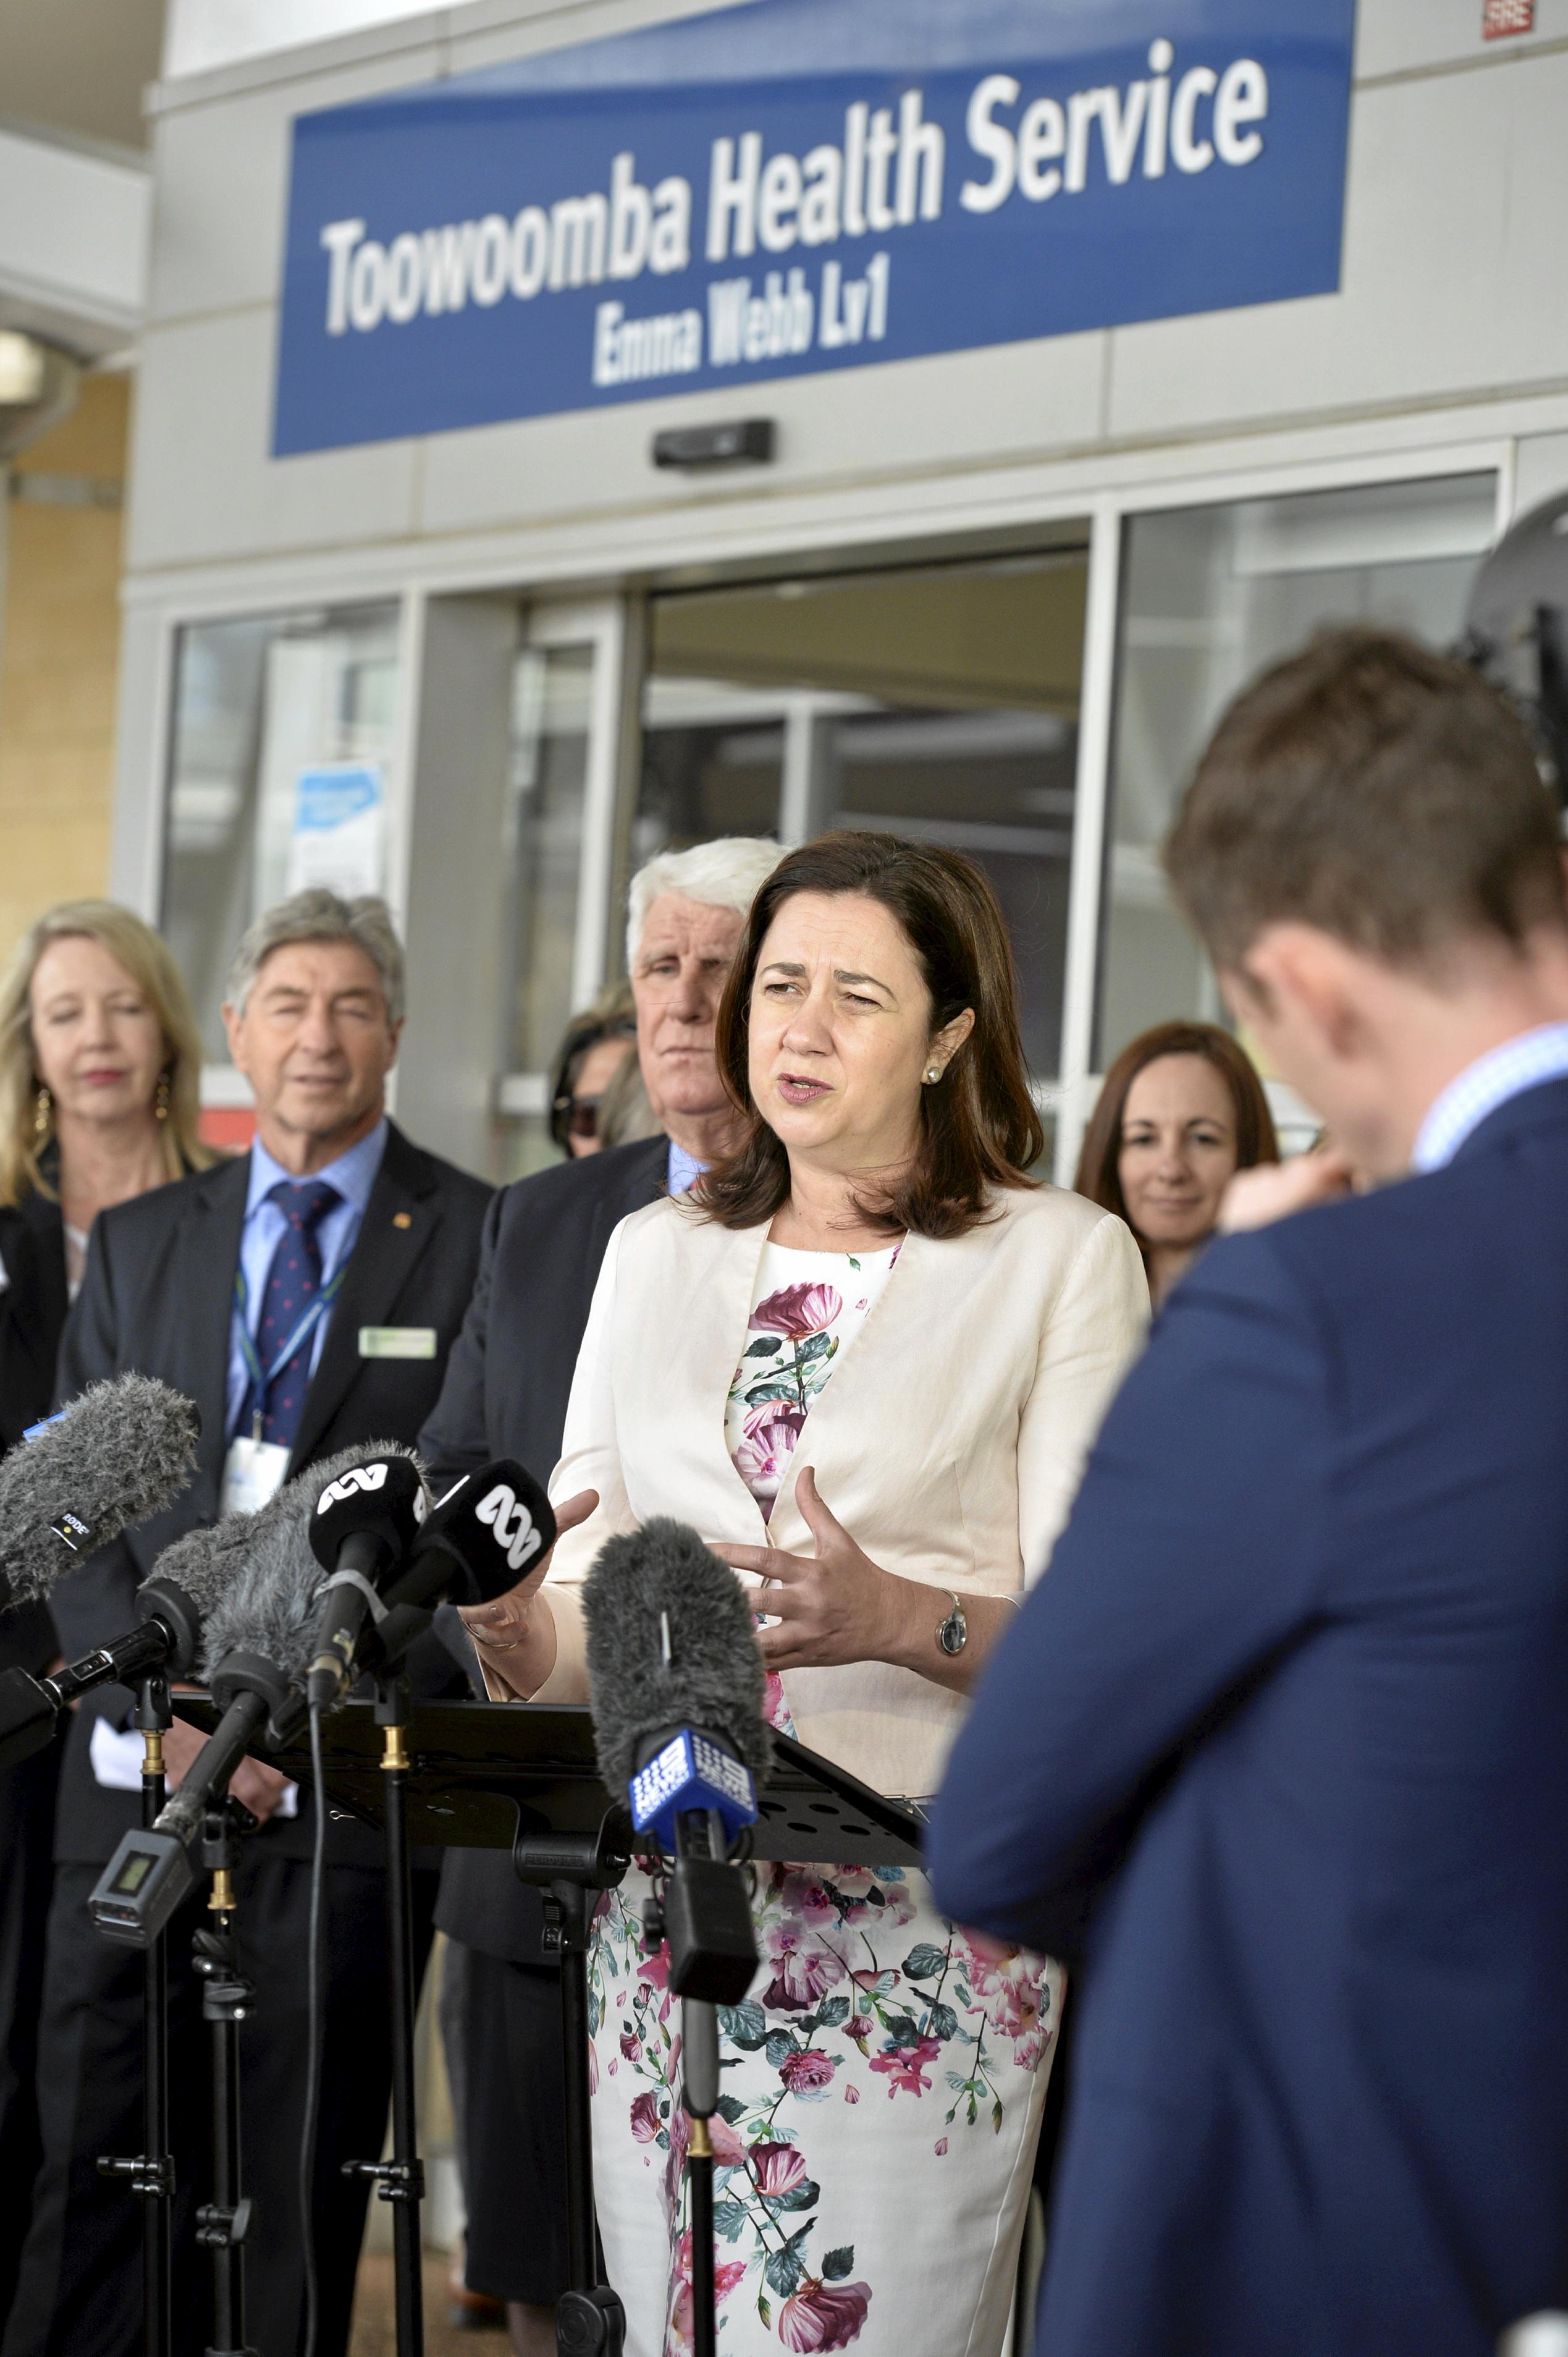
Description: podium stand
175,1696,926,2353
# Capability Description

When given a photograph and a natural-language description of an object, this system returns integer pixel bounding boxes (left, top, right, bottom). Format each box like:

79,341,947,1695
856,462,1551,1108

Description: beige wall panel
1105,51,1568,444
415,332,1110,541
1514,429,1568,515
126,308,420,570
1355,0,1568,80
0,373,129,968
148,40,447,324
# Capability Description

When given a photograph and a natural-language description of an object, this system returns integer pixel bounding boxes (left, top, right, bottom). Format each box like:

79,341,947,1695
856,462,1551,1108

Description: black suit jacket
419,1135,668,1962
49,1120,492,1865
0,1185,69,1676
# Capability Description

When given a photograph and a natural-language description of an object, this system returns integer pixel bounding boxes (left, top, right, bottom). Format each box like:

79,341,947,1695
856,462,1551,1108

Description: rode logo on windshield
475,1483,544,1573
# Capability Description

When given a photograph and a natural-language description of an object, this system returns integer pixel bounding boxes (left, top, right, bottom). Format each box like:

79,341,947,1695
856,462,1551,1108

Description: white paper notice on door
285,763,386,899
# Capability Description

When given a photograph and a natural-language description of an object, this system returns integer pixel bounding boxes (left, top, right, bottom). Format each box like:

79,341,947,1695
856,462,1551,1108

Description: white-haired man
419,834,780,2355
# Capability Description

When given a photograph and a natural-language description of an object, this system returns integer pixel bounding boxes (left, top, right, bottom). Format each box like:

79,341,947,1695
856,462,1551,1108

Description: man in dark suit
419,836,779,2355
930,630,1568,2357
5,890,491,2357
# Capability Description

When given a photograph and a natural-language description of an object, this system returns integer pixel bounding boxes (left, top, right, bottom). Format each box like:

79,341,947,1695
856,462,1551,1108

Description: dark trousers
3,1851,438,2357
442,1944,570,2308
0,1735,61,2335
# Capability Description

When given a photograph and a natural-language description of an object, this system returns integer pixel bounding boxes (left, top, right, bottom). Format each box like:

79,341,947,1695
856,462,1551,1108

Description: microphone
88,1442,415,1946
303,1452,428,1711
0,1376,199,1614
582,1518,771,2005
365,1460,558,1672
0,1520,237,1769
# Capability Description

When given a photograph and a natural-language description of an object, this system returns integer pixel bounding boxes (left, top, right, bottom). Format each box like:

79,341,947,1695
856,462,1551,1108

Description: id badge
221,1435,290,1517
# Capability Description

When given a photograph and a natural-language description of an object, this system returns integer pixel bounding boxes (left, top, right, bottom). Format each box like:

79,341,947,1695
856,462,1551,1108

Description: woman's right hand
456,1487,598,1697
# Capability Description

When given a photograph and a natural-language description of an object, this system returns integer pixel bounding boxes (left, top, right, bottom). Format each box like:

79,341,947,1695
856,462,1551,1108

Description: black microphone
0,1376,199,1614
0,1520,237,1768
365,1459,558,1672
303,1452,428,1711
582,1518,772,2005
88,1442,412,1945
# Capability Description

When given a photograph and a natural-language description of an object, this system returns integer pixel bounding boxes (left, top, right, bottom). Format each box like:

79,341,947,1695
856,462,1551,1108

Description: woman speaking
462,834,1146,2356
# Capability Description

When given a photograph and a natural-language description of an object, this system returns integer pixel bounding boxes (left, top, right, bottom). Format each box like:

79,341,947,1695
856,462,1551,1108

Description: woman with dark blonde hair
1074,1020,1279,1310
457,831,1147,2357
0,898,209,2321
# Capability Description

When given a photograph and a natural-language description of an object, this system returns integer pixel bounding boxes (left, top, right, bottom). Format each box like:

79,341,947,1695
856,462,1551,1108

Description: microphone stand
342,1671,424,2357
512,1819,630,2357
681,1998,720,2357
193,1793,259,2357
96,1668,175,2357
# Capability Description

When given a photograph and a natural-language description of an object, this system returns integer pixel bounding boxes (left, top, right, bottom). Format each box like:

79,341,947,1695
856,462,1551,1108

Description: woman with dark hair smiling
458,832,1146,2357
1075,1020,1279,1310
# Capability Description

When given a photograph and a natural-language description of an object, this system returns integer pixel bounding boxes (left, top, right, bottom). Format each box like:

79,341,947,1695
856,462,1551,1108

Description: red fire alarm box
1483,0,1535,35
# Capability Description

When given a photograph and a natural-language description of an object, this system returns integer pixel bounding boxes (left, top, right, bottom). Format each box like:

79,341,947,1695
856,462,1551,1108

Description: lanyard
234,1256,348,1441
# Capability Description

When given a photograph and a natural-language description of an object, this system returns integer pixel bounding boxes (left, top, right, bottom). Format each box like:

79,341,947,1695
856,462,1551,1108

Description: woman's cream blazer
535,1183,1147,1801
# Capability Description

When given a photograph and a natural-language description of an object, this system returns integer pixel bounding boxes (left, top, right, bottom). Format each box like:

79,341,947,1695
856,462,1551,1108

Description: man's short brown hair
1164,627,1566,973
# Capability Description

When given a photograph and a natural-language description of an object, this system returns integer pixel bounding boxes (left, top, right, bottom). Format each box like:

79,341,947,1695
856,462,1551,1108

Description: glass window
1097,473,1498,1067
505,641,594,1076
636,548,1089,1081
162,604,400,1059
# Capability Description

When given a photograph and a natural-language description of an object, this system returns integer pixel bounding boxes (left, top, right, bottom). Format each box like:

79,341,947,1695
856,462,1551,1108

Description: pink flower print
734,1398,807,1507
781,1872,836,1926
967,1950,1042,2043
630,2091,661,2144
587,2040,598,2094
620,2030,641,2062
868,2035,942,2097
778,2277,874,2350
667,2231,748,2353
761,1670,796,1732
854,1297,869,1312
934,2137,948,2156
748,2140,809,2199
843,2084,860,2104
778,2046,837,2099
749,1282,841,1340
761,1920,847,2013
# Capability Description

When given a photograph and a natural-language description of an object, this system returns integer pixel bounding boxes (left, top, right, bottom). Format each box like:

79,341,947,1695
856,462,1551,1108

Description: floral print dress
586,1245,1061,2357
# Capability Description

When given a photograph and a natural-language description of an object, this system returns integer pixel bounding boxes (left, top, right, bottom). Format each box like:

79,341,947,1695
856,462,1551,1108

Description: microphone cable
300,1699,327,2357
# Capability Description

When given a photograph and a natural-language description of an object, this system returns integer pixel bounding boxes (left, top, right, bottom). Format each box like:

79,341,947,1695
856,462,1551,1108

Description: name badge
358,1326,436,1360
221,1435,291,1517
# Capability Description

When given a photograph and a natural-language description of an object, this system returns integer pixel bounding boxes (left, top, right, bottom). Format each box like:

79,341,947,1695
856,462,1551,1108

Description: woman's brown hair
1073,1020,1279,1242
693,831,1043,1240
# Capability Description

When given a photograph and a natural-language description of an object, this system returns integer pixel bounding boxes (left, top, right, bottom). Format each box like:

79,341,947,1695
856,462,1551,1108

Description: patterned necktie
245,1177,341,1450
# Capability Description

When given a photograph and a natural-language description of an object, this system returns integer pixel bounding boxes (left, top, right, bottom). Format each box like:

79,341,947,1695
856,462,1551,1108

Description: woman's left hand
710,1465,902,1671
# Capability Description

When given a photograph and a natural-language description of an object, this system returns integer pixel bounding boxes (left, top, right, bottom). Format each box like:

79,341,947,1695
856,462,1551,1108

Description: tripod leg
682,2001,720,2357
383,1730,425,2357
557,1910,597,2295
141,1719,173,2357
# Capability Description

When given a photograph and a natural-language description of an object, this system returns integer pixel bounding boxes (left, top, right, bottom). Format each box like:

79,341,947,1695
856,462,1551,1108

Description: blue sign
274,0,1356,455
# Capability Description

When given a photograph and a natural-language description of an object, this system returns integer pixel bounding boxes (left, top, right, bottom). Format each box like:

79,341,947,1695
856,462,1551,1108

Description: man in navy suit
930,628,1568,2357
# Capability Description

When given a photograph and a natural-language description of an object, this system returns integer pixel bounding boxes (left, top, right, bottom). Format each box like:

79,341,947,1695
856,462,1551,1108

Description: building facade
112,0,1568,1176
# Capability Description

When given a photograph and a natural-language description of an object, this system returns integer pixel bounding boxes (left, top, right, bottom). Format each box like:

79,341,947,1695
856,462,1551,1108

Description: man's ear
220,1000,248,1078
1245,925,1366,1060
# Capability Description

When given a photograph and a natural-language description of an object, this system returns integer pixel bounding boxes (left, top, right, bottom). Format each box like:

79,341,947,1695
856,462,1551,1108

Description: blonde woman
0,900,209,2317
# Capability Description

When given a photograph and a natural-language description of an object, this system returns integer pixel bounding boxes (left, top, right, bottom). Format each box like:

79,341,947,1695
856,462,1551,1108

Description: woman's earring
924,1066,942,1085
154,1070,172,1124
33,1085,51,1142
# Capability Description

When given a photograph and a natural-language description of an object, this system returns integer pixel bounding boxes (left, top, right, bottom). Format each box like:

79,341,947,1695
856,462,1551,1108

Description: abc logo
475,1483,544,1575
316,1462,390,1514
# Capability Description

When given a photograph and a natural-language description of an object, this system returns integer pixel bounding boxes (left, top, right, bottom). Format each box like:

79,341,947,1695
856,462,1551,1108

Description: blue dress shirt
224,1117,388,1442
666,1139,706,1197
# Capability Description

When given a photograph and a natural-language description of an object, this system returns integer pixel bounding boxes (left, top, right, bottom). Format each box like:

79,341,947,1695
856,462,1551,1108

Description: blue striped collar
1411,1025,1568,1173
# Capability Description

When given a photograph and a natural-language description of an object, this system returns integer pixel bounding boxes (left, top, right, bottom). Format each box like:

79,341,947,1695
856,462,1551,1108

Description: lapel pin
393,1211,413,1229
